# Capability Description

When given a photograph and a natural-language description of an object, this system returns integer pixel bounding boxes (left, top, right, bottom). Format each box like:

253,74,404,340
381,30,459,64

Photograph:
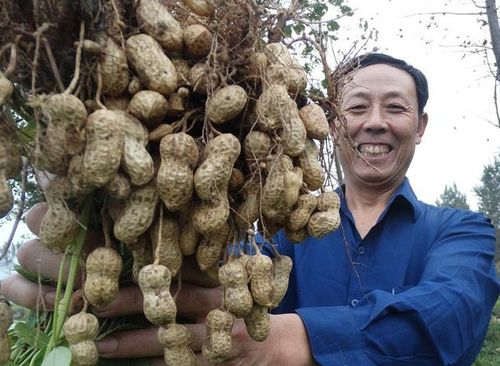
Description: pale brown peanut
125,234,153,283
243,304,271,342
219,257,253,318
183,0,214,16
256,84,290,131
264,43,307,94
189,62,218,95
279,99,307,157
243,130,271,162
83,109,124,188
228,168,245,192
0,72,13,106
0,302,13,364
285,225,309,244
35,93,87,174
202,309,234,364
157,132,199,211
138,264,176,326
128,90,168,128
63,313,99,366
270,255,293,309
242,51,267,82
39,198,80,252
183,24,212,58
67,155,94,197
126,34,178,95
284,166,303,210
299,103,330,141
196,222,229,271
234,180,260,231
103,172,131,200
116,111,154,186
84,247,123,307
113,181,159,244
206,85,248,124
171,58,191,87
288,193,317,231
0,142,13,217
261,155,293,219
128,76,143,95
192,196,230,236
150,212,182,277
157,323,197,366
297,138,325,191
307,191,341,238
194,133,241,201
247,253,275,307
0,128,22,179
177,204,199,256
98,35,130,97
136,0,183,53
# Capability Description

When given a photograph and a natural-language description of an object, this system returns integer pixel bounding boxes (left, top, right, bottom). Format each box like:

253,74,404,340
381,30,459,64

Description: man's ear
416,112,428,145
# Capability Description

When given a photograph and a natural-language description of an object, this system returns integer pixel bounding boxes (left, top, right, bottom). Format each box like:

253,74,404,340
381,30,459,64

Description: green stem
44,197,93,357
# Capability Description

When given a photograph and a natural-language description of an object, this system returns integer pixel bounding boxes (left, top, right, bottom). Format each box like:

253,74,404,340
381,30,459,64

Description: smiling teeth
358,144,391,156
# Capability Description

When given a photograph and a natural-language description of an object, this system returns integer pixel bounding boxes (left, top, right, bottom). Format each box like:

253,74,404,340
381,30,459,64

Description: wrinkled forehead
342,64,418,103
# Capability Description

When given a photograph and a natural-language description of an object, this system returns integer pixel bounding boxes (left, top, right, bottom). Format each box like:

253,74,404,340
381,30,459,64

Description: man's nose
363,106,388,132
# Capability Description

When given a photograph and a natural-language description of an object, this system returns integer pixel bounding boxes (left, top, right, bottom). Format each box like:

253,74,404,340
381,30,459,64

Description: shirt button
358,246,365,255
351,299,359,307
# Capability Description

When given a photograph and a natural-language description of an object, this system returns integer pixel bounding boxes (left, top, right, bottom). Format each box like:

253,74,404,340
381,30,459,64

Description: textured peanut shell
177,205,200,256
206,85,248,124
247,254,275,307
158,324,197,366
126,34,178,95
0,171,13,218
298,139,325,191
172,58,191,87
284,167,303,209
0,333,10,364
150,213,182,277
69,340,99,366
117,111,154,186
270,255,293,309
67,155,94,197
0,72,13,105
307,210,341,238
189,62,217,95
0,302,12,362
39,198,80,252
183,24,212,58
136,0,183,52
299,103,330,141
228,168,245,192
157,133,198,211
83,110,124,188
63,313,99,344
0,133,23,179
129,90,168,127
128,76,143,95
219,258,253,318
288,193,317,231
184,0,214,16
317,191,340,211
103,172,131,200
234,180,260,231
243,52,267,82
192,196,230,236
244,304,271,342
84,247,123,307
99,36,130,96
280,99,306,157
138,264,177,326
261,155,293,219
256,84,290,131
202,309,233,364
244,131,271,160
196,222,229,271
285,225,308,243
114,181,159,243
264,43,307,94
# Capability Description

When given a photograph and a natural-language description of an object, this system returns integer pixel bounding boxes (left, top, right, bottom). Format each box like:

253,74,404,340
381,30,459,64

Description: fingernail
97,337,118,355
43,291,56,307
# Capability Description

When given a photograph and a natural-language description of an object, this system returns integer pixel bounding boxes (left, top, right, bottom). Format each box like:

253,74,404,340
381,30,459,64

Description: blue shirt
262,179,499,366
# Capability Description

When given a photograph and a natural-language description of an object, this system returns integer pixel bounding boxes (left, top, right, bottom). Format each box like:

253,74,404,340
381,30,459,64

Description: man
2,53,499,365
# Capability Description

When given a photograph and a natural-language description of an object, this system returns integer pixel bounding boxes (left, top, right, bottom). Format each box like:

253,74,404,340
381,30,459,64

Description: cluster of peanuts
0,0,341,364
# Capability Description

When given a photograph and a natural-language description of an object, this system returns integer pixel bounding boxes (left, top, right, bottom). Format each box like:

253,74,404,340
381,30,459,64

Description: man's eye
347,105,367,113
387,104,405,112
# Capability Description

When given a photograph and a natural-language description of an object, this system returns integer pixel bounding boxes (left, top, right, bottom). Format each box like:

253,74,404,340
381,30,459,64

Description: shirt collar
338,177,422,223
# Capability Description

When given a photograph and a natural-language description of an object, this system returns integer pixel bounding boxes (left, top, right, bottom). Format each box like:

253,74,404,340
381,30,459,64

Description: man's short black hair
346,53,429,114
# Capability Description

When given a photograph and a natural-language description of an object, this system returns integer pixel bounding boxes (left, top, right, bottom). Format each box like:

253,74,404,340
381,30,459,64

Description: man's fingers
174,283,222,320
25,202,48,237
0,273,55,310
97,327,164,359
16,239,82,287
91,285,144,317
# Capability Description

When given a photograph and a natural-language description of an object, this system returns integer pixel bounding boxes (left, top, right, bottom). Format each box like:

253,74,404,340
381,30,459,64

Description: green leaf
293,23,305,34
41,346,71,366
13,321,50,348
327,20,340,32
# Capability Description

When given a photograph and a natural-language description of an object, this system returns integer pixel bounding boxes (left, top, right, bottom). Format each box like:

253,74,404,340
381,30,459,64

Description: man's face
336,64,428,189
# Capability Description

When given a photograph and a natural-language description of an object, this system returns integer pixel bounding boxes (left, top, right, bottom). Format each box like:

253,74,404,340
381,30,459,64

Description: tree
474,151,500,258
436,183,470,210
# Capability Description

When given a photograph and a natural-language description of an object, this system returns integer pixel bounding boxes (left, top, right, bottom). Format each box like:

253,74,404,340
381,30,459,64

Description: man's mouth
357,143,392,157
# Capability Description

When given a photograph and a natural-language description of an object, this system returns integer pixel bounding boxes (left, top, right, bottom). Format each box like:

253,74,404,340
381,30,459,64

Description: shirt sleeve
295,211,500,366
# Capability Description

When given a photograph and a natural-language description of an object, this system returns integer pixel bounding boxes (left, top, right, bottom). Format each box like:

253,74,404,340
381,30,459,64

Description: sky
336,0,500,208
1,0,500,267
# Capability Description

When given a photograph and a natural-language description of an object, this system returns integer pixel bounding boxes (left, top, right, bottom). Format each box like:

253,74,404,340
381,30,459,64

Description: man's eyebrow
344,90,411,100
